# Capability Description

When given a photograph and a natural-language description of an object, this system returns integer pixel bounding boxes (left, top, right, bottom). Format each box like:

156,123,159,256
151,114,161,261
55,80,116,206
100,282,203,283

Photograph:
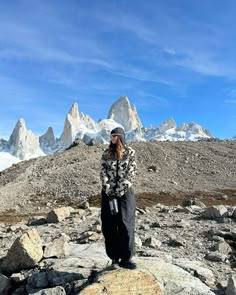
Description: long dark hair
108,137,124,160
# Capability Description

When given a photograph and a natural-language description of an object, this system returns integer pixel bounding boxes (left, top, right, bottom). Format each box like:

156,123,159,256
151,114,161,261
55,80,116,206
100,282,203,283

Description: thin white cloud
1,1,236,82
224,99,236,104
224,88,236,104
226,88,236,98
135,95,170,109
109,65,176,86
90,2,236,79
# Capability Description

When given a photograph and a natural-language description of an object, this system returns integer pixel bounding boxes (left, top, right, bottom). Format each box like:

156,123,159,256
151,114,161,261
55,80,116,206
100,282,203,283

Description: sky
0,0,236,139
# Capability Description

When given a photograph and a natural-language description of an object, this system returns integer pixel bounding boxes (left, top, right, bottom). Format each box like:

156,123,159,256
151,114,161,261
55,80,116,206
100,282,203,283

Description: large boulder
201,205,228,219
74,251,214,295
46,207,72,223
136,257,214,294
44,238,69,258
0,228,43,274
80,269,161,295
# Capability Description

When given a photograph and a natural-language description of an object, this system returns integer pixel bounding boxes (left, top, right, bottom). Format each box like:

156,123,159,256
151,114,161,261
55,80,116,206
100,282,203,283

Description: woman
100,127,137,269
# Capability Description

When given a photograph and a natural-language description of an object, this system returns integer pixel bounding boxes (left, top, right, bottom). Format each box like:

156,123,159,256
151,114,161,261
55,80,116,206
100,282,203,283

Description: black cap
110,127,125,146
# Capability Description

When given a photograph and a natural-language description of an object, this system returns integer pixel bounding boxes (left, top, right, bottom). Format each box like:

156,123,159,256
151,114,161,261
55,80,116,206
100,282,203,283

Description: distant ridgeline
0,95,222,171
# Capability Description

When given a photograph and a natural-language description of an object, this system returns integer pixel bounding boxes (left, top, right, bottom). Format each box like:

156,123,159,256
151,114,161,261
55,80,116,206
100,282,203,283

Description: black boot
119,259,137,269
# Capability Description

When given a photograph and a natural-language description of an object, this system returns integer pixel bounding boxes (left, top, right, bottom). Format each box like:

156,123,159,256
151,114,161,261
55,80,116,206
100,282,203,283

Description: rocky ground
0,202,235,294
0,140,235,294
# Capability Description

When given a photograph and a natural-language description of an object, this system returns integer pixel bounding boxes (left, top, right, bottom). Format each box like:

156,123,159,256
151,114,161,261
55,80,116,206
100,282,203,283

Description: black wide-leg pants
101,187,136,261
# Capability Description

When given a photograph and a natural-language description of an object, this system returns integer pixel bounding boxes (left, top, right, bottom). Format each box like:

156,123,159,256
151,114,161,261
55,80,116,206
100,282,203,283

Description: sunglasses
111,134,118,138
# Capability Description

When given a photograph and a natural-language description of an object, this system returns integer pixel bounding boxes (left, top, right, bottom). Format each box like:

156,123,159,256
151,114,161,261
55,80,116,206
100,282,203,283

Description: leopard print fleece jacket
100,146,137,197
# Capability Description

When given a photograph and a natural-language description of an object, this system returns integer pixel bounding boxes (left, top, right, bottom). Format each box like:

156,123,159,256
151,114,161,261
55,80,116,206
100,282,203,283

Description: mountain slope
0,140,235,213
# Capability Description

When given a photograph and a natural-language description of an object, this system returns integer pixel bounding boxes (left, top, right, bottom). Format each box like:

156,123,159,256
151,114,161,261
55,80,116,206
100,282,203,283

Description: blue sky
0,0,236,139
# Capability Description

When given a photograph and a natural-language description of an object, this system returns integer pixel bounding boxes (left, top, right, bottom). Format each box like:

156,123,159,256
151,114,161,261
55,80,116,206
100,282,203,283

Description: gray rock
205,252,227,262
44,238,69,258
144,237,162,249
80,201,90,209
28,216,47,226
219,279,228,289
233,209,236,219
201,205,228,220
78,231,100,243
137,250,172,262
174,206,190,213
47,268,89,286
176,220,191,228
0,273,11,295
28,271,48,288
11,285,26,295
137,257,214,294
89,224,102,233
210,236,225,242
139,224,150,231
180,198,206,209
28,286,66,295
185,205,203,214
0,228,43,274
46,207,72,223
67,243,109,269
221,194,229,200
174,259,215,287
168,237,186,247
9,222,29,233
213,241,232,255
193,200,206,208
226,275,236,295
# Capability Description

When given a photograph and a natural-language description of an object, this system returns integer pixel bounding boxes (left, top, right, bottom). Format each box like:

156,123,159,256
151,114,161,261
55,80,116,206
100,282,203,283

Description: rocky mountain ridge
0,95,213,171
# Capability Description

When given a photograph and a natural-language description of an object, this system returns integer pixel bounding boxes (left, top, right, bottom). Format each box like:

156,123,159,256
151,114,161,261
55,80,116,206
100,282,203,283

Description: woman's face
110,134,118,144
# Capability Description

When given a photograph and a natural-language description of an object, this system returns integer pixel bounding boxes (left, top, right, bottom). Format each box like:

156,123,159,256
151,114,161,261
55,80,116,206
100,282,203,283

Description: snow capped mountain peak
177,122,212,137
69,102,80,119
108,95,142,131
79,112,97,130
8,118,28,148
8,118,27,143
15,118,26,129
8,118,43,160
60,102,80,147
39,127,56,154
157,118,176,133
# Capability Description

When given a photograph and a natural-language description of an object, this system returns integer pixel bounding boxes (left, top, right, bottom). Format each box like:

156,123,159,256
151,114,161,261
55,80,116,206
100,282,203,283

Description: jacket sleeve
100,153,115,197
117,148,137,196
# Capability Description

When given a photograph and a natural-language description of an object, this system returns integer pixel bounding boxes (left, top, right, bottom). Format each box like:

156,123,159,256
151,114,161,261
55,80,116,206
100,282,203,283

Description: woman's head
110,127,125,146
109,127,125,159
